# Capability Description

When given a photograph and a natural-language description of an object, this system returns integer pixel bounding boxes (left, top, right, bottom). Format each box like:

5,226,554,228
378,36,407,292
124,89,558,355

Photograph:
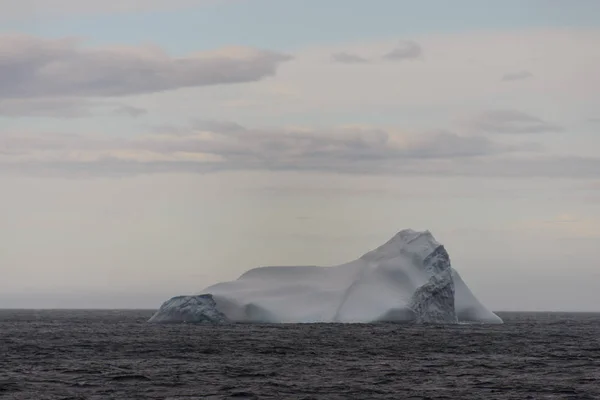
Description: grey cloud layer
6,154,600,180
0,98,147,118
332,41,423,64
383,41,422,60
1,122,525,176
113,105,147,118
0,35,291,99
3,120,598,179
331,52,370,64
0,98,93,118
501,71,533,81
467,110,564,134
168,121,513,162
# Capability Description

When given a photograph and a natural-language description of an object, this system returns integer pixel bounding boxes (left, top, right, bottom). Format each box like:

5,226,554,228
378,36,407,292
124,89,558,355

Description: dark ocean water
0,310,599,400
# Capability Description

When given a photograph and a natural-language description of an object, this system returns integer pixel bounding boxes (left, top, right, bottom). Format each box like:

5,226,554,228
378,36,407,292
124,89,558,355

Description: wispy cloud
2,118,599,179
0,121,528,176
331,52,369,64
0,98,147,118
113,105,147,118
466,110,564,134
0,34,292,99
501,70,533,82
383,41,422,61
0,98,93,118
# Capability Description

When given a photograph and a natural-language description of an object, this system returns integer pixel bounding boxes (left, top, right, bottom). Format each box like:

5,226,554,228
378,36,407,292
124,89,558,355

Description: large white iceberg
149,229,502,324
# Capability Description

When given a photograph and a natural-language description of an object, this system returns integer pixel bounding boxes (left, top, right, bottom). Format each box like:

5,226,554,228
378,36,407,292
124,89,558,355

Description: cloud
113,105,147,118
0,98,147,118
0,34,292,99
331,52,369,64
0,122,526,176
0,98,93,118
466,110,564,134
501,71,533,81
383,41,422,61
4,153,600,180
3,121,600,179
208,29,599,122
589,118,600,123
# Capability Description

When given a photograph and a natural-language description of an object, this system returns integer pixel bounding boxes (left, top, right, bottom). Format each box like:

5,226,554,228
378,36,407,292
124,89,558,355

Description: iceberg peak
360,229,440,263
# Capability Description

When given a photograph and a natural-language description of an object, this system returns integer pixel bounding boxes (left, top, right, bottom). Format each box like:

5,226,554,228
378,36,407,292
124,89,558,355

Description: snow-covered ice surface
151,229,503,324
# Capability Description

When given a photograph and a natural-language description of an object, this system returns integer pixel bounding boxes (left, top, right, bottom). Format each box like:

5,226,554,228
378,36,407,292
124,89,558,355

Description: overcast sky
1,0,599,311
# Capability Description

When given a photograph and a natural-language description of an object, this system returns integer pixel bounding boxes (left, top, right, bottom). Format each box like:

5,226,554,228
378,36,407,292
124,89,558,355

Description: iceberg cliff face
149,229,503,324
408,268,456,323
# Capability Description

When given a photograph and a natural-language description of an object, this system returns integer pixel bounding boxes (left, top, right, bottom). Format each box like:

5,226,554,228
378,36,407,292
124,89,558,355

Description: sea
0,310,598,400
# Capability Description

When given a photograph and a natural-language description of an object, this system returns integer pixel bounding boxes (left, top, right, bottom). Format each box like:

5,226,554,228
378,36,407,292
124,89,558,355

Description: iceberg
148,294,230,324
149,229,502,324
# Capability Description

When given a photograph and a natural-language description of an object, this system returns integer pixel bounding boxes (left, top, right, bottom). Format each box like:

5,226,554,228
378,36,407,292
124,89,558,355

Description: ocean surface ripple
1,310,599,399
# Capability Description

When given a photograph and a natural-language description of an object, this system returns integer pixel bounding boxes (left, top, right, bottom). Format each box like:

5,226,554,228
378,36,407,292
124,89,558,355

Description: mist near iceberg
149,229,503,324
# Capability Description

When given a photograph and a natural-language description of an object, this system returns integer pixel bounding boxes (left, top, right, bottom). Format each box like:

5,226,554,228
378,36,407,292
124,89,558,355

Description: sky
1,0,599,311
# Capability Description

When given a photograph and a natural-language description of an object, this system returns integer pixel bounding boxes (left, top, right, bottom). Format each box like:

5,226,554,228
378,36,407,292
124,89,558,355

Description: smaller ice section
149,229,503,324
148,294,230,324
